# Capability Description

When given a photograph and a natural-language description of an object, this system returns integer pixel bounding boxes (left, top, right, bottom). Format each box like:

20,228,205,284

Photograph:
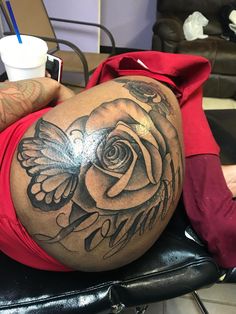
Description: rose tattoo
18,87,183,258
115,78,173,116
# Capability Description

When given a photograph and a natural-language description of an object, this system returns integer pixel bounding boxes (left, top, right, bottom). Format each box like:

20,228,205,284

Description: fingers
57,84,76,103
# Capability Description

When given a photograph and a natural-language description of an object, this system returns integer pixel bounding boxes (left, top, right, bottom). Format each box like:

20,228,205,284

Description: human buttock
11,76,184,271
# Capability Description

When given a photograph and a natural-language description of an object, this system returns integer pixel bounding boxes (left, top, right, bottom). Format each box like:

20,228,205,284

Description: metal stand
192,291,209,314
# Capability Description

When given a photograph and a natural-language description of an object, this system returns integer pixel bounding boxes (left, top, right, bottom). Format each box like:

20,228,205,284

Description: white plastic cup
0,35,48,81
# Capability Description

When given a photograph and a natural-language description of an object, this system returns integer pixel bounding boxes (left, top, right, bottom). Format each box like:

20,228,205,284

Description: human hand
222,165,236,198
0,77,75,131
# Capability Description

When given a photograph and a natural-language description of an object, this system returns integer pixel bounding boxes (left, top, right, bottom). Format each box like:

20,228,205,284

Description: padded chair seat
53,50,110,86
177,37,236,76
54,51,110,73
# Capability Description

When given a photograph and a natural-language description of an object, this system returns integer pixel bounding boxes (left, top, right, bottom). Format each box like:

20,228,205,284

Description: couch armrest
153,17,185,42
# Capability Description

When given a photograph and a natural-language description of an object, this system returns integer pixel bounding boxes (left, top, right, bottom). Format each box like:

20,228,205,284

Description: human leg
222,165,236,198
0,77,75,131
183,154,236,268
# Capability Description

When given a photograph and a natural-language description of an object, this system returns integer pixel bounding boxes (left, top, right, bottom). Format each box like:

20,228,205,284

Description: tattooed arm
10,76,184,271
0,77,75,131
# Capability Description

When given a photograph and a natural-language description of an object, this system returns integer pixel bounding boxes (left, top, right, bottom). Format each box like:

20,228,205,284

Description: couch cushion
203,74,236,99
177,37,236,75
158,0,236,16
204,19,223,36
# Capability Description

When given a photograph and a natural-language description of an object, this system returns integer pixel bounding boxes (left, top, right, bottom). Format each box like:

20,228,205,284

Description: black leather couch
0,109,236,313
152,0,236,99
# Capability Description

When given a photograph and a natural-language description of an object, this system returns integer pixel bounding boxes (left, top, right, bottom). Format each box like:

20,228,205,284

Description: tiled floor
123,284,236,313
203,97,236,110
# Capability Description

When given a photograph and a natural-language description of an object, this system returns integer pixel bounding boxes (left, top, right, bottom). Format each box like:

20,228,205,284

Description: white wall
101,0,157,50
0,15,6,73
44,0,157,51
43,0,101,52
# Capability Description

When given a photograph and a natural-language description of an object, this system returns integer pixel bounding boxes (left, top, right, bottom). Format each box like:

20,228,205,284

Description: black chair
0,109,235,314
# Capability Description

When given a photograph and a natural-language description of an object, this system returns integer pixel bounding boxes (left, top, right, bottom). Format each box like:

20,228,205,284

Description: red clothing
183,155,236,268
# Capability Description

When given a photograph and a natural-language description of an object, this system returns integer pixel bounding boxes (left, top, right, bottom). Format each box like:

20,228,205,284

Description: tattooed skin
0,80,44,131
115,78,173,116
17,79,183,259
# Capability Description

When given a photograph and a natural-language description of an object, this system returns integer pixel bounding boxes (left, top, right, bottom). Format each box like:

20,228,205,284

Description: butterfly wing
18,119,82,211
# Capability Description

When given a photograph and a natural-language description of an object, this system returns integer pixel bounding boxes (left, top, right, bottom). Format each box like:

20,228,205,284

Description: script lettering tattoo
0,80,44,131
18,84,183,259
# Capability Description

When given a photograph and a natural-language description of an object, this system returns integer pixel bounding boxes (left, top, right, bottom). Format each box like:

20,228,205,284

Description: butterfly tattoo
17,118,83,211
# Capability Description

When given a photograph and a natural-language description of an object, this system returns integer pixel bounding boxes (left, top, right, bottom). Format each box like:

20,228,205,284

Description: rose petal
85,165,160,210
86,98,152,133
109,121,159,151
124,159,150,190
107,141,138,197
143,141,163,184
150,109,184,186
93,163,123,179
97,138,132,172
110,121,156,184
126,142,162,191
95,138,153,191
94,156,153,192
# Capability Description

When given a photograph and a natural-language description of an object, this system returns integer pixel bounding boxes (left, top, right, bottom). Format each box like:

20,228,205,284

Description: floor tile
164,297,200,314
164,296,236,314
123,302,164,314
197,283,236,306
203,97,236,110
122,307,135,314
145,302,164,314
204,301,236,314
122,286,236,314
